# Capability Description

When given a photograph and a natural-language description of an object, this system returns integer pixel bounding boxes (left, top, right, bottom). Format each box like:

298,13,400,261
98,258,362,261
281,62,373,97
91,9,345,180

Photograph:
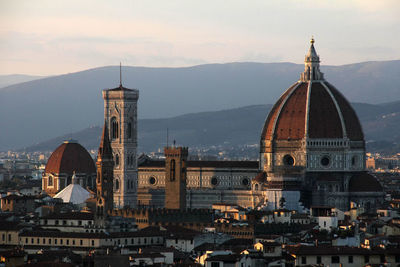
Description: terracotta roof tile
261,83,299,140
308,82,343,138
326,82,364,141
45,142,96,174
261,81,364,142
275,82,308,140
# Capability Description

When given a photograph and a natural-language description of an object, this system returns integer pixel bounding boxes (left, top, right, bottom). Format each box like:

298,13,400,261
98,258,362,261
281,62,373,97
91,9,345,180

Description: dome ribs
45,142,96,174
261,83,298,140
325,82,364,141
308,82,343,138
275,82,308,140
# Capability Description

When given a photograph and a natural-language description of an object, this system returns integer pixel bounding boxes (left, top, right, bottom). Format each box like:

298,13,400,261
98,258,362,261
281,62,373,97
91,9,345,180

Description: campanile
164,146,188,210
102,73,139,208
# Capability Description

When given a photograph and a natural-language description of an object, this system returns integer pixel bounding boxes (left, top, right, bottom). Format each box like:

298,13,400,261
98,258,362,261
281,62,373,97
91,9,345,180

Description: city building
42,140,96,196
137,157,260,209
258,38,384,211
102,78,139,208
136,39,384,212
164,146,188,210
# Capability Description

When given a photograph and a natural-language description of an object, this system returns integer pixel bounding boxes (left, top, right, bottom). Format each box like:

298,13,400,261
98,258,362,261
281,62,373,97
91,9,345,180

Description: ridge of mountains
1,60,400,151
0,74,45,88
22,101,400,155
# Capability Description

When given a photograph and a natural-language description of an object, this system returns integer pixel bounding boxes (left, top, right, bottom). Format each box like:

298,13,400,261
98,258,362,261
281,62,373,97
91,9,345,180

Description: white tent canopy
53,172,91,204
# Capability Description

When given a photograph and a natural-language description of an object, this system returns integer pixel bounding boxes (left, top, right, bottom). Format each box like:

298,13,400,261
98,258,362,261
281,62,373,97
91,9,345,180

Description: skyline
1,0,399,75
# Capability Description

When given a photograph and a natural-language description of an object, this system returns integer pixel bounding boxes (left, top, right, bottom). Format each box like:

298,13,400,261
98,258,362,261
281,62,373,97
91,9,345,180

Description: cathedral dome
45,140,95,174
261,39,364,142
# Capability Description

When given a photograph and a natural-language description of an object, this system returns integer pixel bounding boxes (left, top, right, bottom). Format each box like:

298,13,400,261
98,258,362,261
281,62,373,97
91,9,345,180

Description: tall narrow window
115,179,120,190
115,154,119,166
127,122,132,139
111,117,119,139
170,159,176,181
48,176,53,186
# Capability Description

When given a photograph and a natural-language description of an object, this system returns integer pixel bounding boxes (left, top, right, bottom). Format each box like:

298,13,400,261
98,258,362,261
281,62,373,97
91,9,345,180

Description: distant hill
21,101,400,155
1,60,400,150
0,74,45,89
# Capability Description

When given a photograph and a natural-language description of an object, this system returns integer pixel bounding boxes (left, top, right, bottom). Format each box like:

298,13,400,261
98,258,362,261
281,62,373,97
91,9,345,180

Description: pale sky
1,0,399,75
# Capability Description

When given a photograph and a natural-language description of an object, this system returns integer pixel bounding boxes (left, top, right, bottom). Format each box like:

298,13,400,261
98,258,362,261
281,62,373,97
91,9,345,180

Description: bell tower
164,145,188,210
95,123,114,225
102,66,139,208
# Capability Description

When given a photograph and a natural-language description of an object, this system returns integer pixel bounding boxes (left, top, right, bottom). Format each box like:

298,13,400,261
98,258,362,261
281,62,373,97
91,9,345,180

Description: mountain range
1,60,400,151
0,74,45,88
22,101,400,155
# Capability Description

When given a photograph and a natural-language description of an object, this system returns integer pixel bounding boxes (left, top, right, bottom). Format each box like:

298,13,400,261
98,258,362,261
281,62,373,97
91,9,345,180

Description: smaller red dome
348,173,382,192
45,141,96,174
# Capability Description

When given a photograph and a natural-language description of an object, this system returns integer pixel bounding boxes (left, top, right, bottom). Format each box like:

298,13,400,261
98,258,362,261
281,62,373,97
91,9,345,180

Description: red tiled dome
45,141,95,174
348,173,383,192
261,81,364,142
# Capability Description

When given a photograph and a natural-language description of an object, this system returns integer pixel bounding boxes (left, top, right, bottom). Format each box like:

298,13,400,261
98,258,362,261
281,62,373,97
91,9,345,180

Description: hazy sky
1,0,399,75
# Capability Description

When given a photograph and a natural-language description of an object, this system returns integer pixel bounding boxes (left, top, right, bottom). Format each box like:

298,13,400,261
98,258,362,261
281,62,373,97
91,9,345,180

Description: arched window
48,176,53,186
115,179,120,190
170,159,176,181
255,184,259,191
127,122,132,139
115,154,119,166
111,117,119,140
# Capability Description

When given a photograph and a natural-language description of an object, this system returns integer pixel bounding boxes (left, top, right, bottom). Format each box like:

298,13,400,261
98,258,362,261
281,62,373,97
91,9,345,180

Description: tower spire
96,121,114,224
300,37,324,82
119,62,122,87
98,121,113,161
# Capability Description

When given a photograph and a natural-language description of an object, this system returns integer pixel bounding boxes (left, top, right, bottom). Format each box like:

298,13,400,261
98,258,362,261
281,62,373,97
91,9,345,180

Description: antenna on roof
166,128,169,147
119,62,122,86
